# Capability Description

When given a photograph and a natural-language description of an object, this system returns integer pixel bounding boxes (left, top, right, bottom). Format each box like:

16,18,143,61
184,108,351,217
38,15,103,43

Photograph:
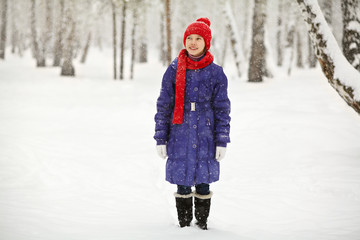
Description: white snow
1,48,360,240
347,21,360,32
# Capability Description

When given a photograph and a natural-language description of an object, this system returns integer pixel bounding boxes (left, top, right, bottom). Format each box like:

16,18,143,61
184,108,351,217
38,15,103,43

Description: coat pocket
198,112,215,160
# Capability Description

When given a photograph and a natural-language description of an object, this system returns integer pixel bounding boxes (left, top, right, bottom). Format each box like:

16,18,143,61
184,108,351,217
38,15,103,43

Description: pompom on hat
183,17,212,50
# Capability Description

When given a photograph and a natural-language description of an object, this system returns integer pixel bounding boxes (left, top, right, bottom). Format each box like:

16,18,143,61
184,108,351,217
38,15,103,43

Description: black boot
174,193,193,227
194,191,213,230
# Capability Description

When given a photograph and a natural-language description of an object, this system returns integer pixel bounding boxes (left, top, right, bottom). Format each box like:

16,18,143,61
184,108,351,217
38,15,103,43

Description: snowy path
1,52,360,240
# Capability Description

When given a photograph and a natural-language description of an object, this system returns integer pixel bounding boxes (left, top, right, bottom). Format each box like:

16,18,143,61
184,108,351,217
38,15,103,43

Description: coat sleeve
154,62,176,145
212,67,231,147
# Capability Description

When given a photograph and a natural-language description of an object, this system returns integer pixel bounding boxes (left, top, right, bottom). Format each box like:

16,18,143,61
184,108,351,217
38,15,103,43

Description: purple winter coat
154,57,231,186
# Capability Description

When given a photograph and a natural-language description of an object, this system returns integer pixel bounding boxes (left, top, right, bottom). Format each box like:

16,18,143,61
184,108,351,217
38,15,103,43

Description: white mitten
215,146,226,162
156,145,167,159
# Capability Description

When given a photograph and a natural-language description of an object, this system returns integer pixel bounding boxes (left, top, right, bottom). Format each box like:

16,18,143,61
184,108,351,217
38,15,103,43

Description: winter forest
1,0,360,239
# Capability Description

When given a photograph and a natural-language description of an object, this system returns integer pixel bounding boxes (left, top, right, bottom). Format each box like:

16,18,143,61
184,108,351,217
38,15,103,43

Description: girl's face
185,34,206,57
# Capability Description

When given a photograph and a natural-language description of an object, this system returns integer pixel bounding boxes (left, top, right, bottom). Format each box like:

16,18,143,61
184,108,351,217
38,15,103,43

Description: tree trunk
297,0,360,114
341,0,360,71
241,0,251,60
80,31,91,64
308,35,317,68
223,1,243,78
111,0,117,80
165,0,172,65
319,0,332,26
45,0,53,63
286,25,295,75
0,0,7,59
61,0,75,77
30,0,42,66
53,0,64,66
139,40,147,63
10,0,18,55
218,30,228,67
276,0,283,66
38,0,53,67
159,2,166,65
248,0,267,82
138,3,147,63
119,0,126,80
130,7,137,80
282,1,297,75
296,31,303,68
296,14,304,68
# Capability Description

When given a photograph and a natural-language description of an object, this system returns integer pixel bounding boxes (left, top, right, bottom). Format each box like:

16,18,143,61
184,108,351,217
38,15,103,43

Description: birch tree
283,1,296,75
30,0,41,66
276,0,284,66
130,3,138,79
159,0,166,65
307,35,317,67
119,0,126,80
10,0,18,54
297,0,360,114
341,0,360,71
223,1,243,77
38,0,53,67
80,32,91,63
0,0,7,59
248,0,267,82
295,14,304,68
111,0,117,79
10,1,27,57
165,0,171,65
61,0,76,76
319,0,332,26
53,0,64,66
241,0,252,60
138,2,147,63
79,0,103,65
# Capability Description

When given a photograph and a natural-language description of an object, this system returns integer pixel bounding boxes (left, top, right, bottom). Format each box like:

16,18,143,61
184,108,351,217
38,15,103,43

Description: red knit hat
183,17,212,50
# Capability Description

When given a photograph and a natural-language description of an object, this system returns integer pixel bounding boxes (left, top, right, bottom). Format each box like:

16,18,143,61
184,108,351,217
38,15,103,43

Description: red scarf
172,49,214,124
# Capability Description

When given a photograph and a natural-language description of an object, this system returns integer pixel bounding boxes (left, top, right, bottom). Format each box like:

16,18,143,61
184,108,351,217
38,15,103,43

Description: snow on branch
297,0,360,114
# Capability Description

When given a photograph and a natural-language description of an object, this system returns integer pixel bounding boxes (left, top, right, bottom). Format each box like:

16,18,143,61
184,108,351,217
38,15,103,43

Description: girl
154,18,231,230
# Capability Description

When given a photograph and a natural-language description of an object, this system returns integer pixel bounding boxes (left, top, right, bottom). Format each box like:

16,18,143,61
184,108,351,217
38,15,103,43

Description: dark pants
177,183,210,195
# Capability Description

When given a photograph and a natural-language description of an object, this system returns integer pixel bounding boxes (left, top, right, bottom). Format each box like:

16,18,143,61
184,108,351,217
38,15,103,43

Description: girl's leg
194,183,212,230
177,185,192,195
195,183,210,195
174,185,193,227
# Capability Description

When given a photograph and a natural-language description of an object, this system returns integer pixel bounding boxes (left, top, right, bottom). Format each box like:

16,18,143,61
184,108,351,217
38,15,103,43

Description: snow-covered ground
1,50,360,240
